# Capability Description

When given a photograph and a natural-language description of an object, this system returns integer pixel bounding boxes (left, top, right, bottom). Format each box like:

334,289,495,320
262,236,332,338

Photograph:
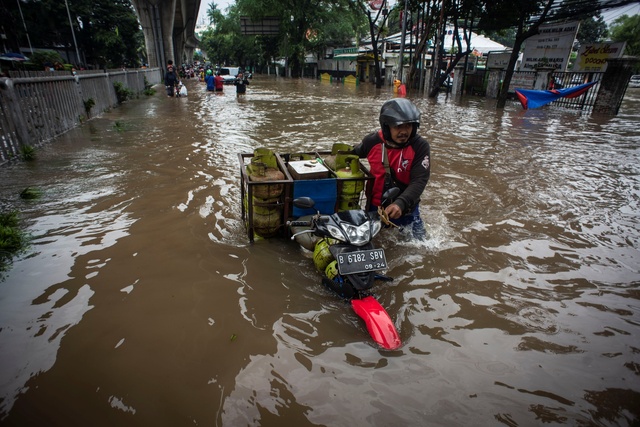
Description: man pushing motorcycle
352,98,431,240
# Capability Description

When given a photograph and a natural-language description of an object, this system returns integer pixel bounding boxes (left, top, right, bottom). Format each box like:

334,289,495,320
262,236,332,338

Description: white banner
519,21,579,72
572,42,626,72
508,73,536,91
486,52,512,70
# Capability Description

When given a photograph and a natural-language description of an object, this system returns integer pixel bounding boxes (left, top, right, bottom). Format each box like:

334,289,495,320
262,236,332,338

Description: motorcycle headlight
371,220,382,237
327,221,374,246
342,221,372,246
326,224,346,241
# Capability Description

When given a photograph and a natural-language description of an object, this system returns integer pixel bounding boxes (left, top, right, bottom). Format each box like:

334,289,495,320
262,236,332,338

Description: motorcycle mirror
292,197,315,210
381,187,401,206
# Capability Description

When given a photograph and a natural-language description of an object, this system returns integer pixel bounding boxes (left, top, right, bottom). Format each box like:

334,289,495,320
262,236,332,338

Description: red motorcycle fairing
351,296,401,350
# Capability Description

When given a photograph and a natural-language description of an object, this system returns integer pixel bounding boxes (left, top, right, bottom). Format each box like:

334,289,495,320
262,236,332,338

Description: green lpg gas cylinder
251,147,278,169
247,161,285,199
323,143,353,170
252,210,281,238
332,143,352,155
250,196,280,215
336,156,364,194
337,196,361,211
325,260,339,280
245,148,285,238
336,155,364,211
243,193,281,238
313,238,335,272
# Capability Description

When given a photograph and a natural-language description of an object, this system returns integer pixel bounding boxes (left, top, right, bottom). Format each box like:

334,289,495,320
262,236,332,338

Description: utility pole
16,0,33,54
65,0,81,66
397,0,409,83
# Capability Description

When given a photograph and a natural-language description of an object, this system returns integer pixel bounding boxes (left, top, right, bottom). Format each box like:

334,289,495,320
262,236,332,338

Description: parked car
219,67,240,84
629,75,640,89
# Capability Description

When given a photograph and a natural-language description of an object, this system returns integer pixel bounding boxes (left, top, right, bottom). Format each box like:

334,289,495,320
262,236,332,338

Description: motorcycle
287,188,402,350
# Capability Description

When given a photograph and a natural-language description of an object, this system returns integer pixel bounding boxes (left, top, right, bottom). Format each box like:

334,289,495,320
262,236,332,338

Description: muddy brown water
1,76,639,426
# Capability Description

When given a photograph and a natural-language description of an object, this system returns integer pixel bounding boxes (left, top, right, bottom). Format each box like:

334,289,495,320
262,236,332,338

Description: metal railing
550,71,604,110
0,68,162,165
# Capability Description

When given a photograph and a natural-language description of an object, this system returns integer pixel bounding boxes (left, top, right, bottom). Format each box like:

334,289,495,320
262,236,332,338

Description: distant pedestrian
234,72,249,96
204,69,215,91
164,65,179,97
214,72,224,92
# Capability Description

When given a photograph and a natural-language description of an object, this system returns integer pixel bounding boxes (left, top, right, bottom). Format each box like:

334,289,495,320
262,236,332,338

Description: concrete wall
0,68,162,164
593,58,639,115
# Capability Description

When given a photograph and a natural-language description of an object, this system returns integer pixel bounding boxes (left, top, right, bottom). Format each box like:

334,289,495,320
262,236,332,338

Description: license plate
335,249,387,275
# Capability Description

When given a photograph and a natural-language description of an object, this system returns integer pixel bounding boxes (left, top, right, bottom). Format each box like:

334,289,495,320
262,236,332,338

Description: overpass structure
131,0,201,69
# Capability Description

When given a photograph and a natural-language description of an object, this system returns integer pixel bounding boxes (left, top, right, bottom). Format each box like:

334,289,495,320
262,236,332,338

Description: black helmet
379,98,420,142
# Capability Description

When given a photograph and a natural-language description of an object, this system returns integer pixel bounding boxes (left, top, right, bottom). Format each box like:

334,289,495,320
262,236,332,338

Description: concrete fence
0,68,163,165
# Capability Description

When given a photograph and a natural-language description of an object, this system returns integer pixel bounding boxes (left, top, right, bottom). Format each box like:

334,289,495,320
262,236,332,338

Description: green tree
1,0,143,69
206,2,223,26
555,0,608,43
27,50,65,70
356,0,390,88
609,14,640,56
310,3,366,56
199,4,259,68
481,28,517,48
577,15,608,43
428,0,486,97
75,0,143,68
236,0,362,77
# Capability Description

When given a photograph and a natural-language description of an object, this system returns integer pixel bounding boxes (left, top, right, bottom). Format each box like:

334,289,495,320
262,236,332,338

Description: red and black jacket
353,130,430,214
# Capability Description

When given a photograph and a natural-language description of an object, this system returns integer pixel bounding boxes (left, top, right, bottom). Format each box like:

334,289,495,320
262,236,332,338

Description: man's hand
385,203,402,219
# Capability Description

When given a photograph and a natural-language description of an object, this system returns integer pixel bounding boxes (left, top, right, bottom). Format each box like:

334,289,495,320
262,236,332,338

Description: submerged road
0,76,639,426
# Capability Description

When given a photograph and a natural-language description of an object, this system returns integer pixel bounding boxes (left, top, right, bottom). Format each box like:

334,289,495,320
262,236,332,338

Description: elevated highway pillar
131,0,200,69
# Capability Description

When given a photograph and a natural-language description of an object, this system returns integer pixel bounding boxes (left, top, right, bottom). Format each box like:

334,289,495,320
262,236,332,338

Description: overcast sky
197,0,233,25
601,2,640,23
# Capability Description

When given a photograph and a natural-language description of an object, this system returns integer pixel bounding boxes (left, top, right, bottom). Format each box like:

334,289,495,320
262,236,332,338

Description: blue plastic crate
292,178,337,217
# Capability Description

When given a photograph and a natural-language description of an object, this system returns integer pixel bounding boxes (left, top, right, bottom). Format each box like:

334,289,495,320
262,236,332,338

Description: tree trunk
495,35,526,108
367,12,383,88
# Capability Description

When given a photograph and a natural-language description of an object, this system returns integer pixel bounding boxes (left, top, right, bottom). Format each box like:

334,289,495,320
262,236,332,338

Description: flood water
0,75,639,426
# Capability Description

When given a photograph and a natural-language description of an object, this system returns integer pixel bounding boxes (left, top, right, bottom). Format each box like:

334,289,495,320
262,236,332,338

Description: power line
603,3,640,23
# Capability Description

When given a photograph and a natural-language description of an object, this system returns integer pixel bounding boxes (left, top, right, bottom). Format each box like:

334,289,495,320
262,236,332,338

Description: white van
219,67,240,84
629,75,640,88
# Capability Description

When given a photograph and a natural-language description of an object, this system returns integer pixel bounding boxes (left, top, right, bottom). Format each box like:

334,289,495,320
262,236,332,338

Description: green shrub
113,121,131,132
20,145,35,161
143,77,156,96
25,50,65,71
113,81,134,104
20,187,42,199
83,98,96,117
0,211,27,271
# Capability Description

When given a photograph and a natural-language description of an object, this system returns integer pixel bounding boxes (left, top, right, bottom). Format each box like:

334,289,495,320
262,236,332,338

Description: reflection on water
0,77,639,426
